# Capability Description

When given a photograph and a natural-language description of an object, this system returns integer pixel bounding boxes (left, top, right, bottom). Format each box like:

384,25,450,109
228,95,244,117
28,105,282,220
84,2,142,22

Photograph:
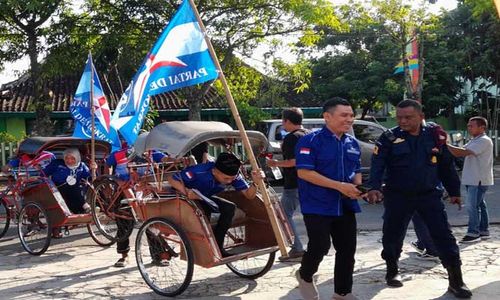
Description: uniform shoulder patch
373,145,379,155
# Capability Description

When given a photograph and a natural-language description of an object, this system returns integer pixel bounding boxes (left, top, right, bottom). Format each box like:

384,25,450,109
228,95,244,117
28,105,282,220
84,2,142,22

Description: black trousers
381,190,461,268
116,218,168,260
58,184,86,214
198,196,236,249
300,212,357,295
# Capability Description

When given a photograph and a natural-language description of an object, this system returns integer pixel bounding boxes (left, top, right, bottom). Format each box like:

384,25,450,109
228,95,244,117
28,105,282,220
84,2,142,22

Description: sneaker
460,235,481,243
480,232,490,240
279,249,305,262
114,256,128,267
416,252,440,262
152,252,171,266
295,270,319,300
82,203,91,214
332,292,359,300
410,241,425,255
52,228,63,239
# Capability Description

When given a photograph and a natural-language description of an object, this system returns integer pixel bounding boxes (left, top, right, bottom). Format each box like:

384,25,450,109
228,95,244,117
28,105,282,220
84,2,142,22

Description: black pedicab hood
17,137,112,159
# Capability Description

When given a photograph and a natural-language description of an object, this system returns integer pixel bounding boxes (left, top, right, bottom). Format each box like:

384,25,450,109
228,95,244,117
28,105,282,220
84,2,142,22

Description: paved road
0,166,499,299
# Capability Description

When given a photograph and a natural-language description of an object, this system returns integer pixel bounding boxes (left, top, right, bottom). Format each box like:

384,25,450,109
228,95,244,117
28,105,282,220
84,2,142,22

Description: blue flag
111,0,219,145
71,54,121,150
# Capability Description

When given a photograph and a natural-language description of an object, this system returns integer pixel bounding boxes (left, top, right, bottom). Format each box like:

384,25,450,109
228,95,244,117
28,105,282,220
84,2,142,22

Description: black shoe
386,261,403,287
410,241,425,255
448,285,472,298
447,265,472,298
220,249,232,258
460,235,481,243
386,273,403,287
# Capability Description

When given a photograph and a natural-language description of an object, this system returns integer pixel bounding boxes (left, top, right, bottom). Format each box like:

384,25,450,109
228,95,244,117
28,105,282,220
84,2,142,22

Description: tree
0,0,67,135
309,1,404,116
183,0,342,120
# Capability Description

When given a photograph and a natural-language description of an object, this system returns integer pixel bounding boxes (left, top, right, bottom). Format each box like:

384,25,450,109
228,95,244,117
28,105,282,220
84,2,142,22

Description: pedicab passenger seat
21,178,77,226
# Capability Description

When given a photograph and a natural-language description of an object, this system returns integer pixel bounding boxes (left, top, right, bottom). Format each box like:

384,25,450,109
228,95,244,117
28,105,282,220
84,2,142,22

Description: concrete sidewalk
0,225,499,300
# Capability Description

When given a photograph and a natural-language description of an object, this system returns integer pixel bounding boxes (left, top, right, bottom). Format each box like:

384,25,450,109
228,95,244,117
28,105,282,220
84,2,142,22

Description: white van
255,118,387,180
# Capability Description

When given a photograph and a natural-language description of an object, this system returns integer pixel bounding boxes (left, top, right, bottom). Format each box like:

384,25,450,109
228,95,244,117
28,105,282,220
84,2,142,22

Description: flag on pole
111,0,219,145
393,38,419,74
71,54,121,150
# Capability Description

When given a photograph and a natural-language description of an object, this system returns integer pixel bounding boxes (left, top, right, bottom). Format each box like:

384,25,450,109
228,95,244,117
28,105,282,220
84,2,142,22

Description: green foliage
0,132,17,143
142,105,159,132
235,101,270,129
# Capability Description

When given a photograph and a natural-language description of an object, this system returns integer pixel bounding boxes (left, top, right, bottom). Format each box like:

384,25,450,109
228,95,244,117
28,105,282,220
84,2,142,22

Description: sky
0,0,457,87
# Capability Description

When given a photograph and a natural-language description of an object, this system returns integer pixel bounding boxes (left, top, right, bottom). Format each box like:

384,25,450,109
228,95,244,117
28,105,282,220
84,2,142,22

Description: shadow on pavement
0,265,137,295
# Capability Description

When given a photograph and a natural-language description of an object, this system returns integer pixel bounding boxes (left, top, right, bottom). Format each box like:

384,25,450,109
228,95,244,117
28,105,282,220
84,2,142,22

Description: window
353,124,384,144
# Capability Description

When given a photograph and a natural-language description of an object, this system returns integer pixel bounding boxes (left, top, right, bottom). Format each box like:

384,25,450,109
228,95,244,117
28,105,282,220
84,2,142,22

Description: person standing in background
447,116,494,243
267,107,309,261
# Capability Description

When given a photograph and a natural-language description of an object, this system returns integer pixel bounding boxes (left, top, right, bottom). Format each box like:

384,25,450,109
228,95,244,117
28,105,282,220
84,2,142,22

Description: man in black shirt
267,107,309,261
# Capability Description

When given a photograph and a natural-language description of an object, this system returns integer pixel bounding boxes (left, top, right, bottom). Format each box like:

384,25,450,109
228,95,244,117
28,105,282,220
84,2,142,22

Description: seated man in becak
167,152,264,257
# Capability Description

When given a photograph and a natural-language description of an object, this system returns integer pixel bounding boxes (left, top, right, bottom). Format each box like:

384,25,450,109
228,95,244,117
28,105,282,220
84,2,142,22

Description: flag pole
187,0,288,256
89,51,96,180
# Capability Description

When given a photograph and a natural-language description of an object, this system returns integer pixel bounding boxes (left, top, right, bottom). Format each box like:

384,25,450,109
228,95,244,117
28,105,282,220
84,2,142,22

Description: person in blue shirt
43,148,91,215
367,100,471,298
167,152,263,257
294,98,363,300
106,143,172,267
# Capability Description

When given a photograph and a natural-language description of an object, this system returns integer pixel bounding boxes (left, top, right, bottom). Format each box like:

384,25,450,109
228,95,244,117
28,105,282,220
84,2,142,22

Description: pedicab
14,137,115,255
90,121,294,297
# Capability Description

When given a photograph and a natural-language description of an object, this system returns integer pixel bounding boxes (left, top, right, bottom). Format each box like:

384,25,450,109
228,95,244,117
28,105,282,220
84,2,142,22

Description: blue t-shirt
106,149,167,180
172,162,249,197
295,126,362,216
42,159,91,186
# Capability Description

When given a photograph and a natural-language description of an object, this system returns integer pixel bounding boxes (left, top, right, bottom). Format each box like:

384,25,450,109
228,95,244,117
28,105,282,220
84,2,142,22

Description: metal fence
0,142,18,167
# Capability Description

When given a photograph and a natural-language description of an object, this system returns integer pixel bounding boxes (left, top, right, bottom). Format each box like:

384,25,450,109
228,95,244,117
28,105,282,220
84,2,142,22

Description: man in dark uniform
367,100,472,298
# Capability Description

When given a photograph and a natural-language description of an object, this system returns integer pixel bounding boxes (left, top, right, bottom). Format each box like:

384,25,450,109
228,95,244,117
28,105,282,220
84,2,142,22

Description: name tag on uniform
393,138,405,144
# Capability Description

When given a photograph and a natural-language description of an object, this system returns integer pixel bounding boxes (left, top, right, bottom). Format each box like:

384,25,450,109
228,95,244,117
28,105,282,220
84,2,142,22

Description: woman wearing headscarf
43,148,91,215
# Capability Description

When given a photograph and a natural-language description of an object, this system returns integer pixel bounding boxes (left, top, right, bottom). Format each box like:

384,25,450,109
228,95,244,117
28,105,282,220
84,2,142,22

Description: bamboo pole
89,52,97,180
187,0,288,256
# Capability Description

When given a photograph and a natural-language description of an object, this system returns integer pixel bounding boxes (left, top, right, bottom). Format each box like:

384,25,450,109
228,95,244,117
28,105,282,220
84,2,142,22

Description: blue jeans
465,185,489,237
282,188,304,251
412,213,439,256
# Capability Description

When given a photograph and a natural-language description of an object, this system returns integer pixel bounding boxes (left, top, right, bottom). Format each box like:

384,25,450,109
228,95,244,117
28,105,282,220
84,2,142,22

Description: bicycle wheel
87,223,115,247
18,202,51,255
0,199,10,239
225,226,276,279
135,217,194,297
90,177,133,242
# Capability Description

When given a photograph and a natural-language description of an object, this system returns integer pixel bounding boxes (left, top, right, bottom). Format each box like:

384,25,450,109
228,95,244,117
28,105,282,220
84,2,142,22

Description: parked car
255,118,387,182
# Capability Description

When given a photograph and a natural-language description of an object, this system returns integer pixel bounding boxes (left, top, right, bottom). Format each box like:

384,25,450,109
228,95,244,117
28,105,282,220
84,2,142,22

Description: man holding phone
294,98,363,300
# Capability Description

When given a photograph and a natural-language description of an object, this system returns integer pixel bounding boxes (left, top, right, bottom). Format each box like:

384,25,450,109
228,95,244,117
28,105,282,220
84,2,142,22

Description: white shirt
462,133,494,186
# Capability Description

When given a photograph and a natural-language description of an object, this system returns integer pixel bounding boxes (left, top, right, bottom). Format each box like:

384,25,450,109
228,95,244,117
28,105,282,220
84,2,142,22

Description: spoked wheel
135,217,194,297
87,223,115,247
225,226,276,279
0,199,10,239
90,177,133,242
18,202,51,255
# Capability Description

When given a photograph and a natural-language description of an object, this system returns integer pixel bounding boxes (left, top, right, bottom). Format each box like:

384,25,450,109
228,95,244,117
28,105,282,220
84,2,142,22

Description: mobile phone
356,184,372,193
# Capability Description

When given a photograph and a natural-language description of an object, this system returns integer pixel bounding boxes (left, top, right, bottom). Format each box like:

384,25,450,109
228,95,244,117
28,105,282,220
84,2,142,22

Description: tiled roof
0,73,226,113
